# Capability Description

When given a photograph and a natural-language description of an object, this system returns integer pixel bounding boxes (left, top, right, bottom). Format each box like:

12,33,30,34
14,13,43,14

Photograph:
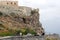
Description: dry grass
45,36,59,40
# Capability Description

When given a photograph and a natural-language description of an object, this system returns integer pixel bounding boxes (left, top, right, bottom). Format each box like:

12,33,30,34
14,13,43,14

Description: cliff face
0,5,44,36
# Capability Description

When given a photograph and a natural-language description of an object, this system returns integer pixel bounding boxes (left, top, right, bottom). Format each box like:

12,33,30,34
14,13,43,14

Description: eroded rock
0,5,45,36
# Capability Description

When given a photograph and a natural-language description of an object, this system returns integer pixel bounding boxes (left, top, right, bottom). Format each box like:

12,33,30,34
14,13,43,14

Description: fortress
0,0,45,36
0,0,18,6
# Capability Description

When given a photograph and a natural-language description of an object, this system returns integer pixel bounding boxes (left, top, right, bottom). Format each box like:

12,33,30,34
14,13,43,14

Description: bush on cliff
16,28,37,35
0,30,15,36
29,30,37,35
0,12,3,16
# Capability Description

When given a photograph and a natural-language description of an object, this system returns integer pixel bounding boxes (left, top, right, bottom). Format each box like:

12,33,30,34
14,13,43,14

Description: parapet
0,1,18,6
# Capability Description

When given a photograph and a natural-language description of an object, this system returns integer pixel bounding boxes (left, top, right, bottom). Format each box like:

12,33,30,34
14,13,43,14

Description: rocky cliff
0,5,44,36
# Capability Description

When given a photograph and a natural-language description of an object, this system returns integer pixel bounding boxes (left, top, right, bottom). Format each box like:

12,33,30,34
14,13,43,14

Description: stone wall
0,1,18,6
0,36,45,40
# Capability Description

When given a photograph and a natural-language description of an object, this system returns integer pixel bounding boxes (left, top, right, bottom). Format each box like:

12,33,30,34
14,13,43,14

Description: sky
18,0,60,34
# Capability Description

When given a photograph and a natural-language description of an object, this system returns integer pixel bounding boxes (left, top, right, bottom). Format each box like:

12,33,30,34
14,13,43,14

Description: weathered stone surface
0,36,45,40
0,4,44,36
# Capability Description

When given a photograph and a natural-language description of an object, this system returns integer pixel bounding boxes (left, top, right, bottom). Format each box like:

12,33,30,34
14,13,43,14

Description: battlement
0,1,18,6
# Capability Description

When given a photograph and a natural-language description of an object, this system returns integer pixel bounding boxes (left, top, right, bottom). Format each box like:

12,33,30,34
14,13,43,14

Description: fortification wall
0,1,18,6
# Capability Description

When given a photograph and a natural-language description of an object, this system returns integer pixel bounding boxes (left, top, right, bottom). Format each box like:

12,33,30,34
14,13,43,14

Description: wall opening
11,2,13,4
7,2,8,4
22,18,26,23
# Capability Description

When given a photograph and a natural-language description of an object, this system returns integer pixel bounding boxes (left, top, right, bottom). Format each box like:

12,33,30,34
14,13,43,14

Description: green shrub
20,28,28,35
15,30,21,35
20,28,37,35
29,30,37,35
0,27,37,36
0,12,3,16
0,31,15,36
46,38,50,40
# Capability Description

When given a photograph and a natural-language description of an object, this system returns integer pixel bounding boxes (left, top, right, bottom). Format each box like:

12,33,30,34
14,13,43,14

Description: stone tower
0,0,18,6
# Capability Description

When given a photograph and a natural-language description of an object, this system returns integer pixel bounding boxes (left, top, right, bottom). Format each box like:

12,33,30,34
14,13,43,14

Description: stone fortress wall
0,0,18,6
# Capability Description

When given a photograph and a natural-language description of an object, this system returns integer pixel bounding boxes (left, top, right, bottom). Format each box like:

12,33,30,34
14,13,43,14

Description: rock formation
0,1,45,36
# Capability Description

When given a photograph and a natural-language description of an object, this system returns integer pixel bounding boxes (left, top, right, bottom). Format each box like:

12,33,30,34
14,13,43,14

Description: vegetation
0,30,15,36
0,27,37,36
15,28,37,35
0,12,3,16
20,28,37,35
46,38,58,40
46,37,58,40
